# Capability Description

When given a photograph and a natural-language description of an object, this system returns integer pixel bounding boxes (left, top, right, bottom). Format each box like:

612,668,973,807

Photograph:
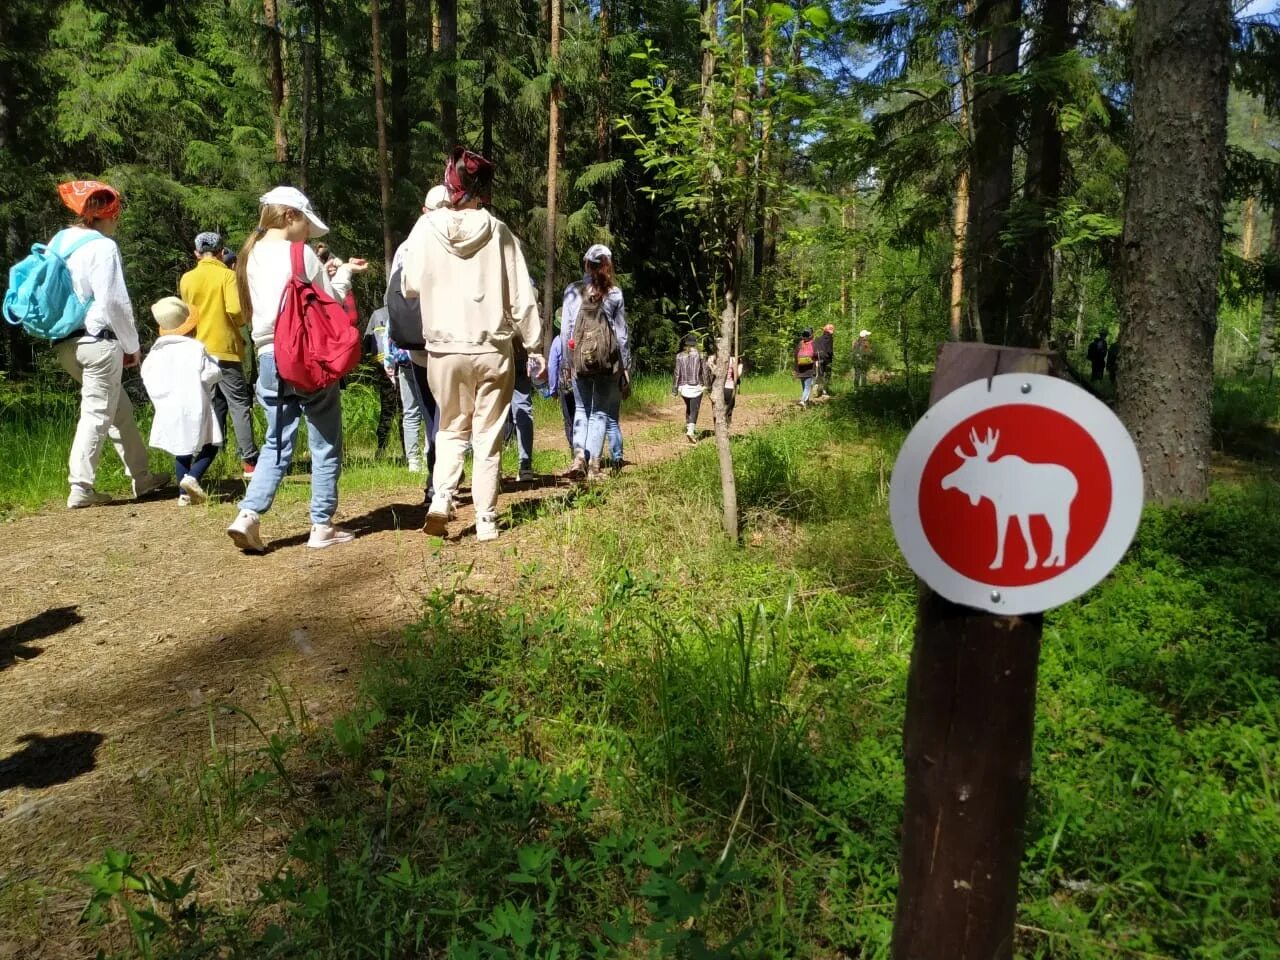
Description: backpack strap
50,229,105,260
290,242,308,283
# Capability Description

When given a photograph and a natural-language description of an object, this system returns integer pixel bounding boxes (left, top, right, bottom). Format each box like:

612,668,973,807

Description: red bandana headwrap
58,180,122,221
443,147,494,206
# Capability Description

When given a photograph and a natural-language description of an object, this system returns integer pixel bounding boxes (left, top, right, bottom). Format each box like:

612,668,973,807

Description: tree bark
438,0,457,146
542,0,563,326
1118,0,1231,504
263,0,288,166
481,0,498,159
595,0,612,225
699,0,718,152
311,0,325,173
710,299,741,542
1243,117,1261,259
753,3,775,278
389,0,410,188
371,0,395,272
1254,203,1280,377
965,0,1022,341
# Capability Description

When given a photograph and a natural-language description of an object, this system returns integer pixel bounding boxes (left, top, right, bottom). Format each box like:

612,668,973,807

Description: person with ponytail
50,180,169,508
225,187,369,554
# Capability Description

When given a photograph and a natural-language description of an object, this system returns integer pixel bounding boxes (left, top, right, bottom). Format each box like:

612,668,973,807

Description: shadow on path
1,605,83,671
0,731,105,792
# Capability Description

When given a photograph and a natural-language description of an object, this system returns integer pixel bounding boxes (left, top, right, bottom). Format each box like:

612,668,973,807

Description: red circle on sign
917,404,1112,588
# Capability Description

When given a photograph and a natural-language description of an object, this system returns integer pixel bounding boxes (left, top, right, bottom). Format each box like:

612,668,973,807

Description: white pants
427,350,513,520
55,337,151,492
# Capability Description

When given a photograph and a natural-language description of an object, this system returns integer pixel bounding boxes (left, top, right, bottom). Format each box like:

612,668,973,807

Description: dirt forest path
0,392,782,945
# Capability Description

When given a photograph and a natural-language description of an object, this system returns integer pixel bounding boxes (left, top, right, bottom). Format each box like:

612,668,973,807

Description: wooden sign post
888,342,1143,959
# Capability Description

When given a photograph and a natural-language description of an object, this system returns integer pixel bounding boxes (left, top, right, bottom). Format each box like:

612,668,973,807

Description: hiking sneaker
227,509,266,554
178,475,208,504
586,459,607,483
242,461,257,480
308,523,355,550
407,458,423,474
475,512,500,543
517,464,536,483
177,493,192,507
686,431,697,445
133,472,171,498
423,495,455,537
564,452,587,480
67,486,112,510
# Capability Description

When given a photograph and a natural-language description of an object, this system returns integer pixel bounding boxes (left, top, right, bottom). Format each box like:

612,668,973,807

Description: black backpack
385,265,424,351
571,284,620,377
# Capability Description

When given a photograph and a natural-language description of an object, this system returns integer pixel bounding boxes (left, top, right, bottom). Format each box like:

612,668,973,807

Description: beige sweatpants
427,349,514,519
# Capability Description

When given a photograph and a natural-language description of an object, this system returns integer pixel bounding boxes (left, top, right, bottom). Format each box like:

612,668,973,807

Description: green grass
65,380,1280,959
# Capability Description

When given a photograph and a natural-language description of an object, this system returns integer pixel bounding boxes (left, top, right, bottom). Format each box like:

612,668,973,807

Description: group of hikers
4,149,764,552
1087,329,1120,385
793,324,874,406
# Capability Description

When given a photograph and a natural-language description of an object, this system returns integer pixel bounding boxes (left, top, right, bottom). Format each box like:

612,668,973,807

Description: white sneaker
227,509,266,553
407,459,423,474
476,512,500,542
178,475,207,504
308,523,355,550
133,473,171,498
177,493,192,507
67,486,112,509
423,495,455,536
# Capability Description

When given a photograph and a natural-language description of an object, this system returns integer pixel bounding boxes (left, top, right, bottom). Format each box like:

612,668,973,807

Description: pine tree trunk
389,0,409,188
300,35,312,191
1254,203,1280,377
438,0,457,146
753,4,775,278
1118,0,1231,504
949,167,971,342
699,0,717,151
595,0,612,225
311,0,325,173
371,0,395,272
966,0,1022,341
1007,0,1068,348
710,299,740,542
481,0,497,159
263,0,288,166
542,0,563,326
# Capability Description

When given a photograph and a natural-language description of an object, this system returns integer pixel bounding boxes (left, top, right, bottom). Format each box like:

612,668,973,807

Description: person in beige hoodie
401,148,545,542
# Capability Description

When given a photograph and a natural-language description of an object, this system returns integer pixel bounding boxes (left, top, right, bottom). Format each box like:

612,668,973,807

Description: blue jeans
240,352,343,524
800,377,813,404
572,374,621,461
176,444,220,484
505,365,534,467
605,394,623,462
559,390,576,453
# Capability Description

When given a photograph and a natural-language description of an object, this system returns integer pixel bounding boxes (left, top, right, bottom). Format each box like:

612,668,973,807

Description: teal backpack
3,229,104,341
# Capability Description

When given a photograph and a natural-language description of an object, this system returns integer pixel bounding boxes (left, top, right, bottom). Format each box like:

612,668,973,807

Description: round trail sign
890,373,1143,615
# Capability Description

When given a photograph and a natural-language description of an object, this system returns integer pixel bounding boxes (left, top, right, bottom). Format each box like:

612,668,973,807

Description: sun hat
424,184,450,210
584,244,612,265
152,297,198,337
58,180,122,221
194,231,222,254
259,186,329,238
859,329,871,337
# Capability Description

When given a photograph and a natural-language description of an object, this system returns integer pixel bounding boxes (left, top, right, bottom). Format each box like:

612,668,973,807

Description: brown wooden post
892,341,1058,960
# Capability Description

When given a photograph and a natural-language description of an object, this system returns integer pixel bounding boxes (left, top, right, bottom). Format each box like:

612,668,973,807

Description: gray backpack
571,284,619,377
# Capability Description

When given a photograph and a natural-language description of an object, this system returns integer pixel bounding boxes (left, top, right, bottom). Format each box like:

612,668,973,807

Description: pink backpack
274,242,361,393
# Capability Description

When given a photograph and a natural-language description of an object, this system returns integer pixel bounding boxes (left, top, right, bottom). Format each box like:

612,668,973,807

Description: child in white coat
141,297,223,505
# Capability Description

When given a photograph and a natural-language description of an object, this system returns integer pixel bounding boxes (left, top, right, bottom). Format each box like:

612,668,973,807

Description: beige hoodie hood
426,207,494,259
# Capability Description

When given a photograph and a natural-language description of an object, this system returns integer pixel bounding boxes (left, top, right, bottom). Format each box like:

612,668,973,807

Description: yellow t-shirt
179,257,243,362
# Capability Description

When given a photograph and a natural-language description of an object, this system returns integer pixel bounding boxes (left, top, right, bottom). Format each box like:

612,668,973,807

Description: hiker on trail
225,186,369,554
563,244,630,480
814,323,835,397
362,298,407,462
722,352,744,428
140,297,223,506
852,329,873,388
1087,330,1109,381
401,147,545,542
795,329,817,406
1106,336,1120,386
504,275,540,482
546,313,575,454
366,306,427,472
673,334,708,442
180,230,259,479
45,180,169,508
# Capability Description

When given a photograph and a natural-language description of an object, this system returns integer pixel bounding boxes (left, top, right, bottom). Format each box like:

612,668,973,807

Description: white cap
259,186,329,238
860,329,871,337
584,243,612,264
424,185,449,210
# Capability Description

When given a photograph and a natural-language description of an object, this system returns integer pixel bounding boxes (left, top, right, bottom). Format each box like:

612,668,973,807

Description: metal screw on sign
1020,382,1032,394
990,590,1002,604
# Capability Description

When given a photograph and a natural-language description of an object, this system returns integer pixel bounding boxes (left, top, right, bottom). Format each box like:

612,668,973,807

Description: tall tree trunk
481,0,497,159
1118,0,1231,504
949,19,974,342
389,0,410,189
300,31,313,191
1243,117,1261,259
699,0,718,152
731,0,751,294
311,0,325,174
542,0,563,327
753,4,775,278
371,0,395,272
263,0,288,167
966,0,1022,341
595,0,613,225
709,299,741,541
1254,202,1280,376
438,0,457,146
1007,0,1069,348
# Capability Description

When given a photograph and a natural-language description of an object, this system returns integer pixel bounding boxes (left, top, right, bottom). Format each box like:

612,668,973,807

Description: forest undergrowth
48,382,1280,958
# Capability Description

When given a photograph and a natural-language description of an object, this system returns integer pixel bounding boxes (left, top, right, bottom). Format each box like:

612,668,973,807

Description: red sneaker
242,462,256,480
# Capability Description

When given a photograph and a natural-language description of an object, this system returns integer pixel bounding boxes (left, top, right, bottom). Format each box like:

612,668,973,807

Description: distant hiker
796,329,817,406
723,353,744,428
220,247,237,269
1087,330,1109,381
226,186,369,554
401,147,545,542
505,277,539,482
180,230,259,479
673,334,708,442
564,244,630,479
1106,337,1120,386
362,293,404,460
852,329,873,388
546,313,575,454
367,307,427,472
814,323,835,396
140,298,223,506
44,180,168,508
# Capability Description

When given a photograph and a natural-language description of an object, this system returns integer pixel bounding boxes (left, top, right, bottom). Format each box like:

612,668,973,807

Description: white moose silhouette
941,427,1079,571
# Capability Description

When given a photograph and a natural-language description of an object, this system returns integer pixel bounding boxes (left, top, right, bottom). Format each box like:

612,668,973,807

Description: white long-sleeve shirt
246,239,353,353
61,227,141,355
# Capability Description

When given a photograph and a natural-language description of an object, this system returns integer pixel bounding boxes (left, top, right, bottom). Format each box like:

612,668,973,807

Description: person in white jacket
225,186,369,554
140,298,223,506
401,149,544,542
50,180,169,509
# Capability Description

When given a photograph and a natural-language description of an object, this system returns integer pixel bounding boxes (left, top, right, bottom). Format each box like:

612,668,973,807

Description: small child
141,297,224,505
